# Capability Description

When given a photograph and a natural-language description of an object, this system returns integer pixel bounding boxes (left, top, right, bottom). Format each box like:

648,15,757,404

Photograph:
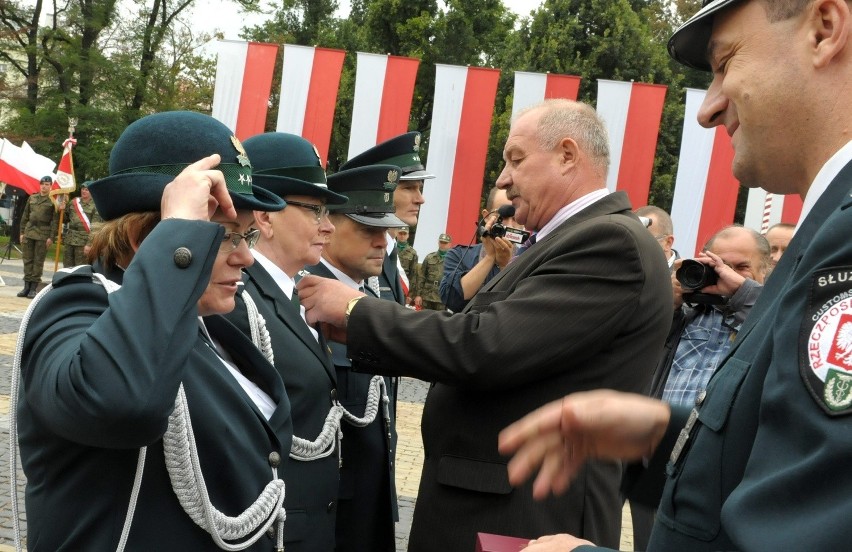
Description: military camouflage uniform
20,193,57,287
398,242,419,303
61,197,103,267
419,250,447,310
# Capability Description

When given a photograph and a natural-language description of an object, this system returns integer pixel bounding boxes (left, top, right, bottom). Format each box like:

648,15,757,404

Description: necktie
515,232,537,257
290,289,300,309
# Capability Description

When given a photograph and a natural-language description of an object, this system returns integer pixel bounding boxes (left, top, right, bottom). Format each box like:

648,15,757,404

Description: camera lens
490,223,506,238
676,259,718,289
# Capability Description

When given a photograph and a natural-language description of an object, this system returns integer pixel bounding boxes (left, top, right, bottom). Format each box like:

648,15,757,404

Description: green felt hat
327,165,406,228
340,132,435,181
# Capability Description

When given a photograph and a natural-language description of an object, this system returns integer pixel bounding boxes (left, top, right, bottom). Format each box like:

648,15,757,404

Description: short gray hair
515,99,610,175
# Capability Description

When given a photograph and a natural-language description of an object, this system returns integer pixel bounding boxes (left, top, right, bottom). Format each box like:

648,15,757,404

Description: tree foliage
0,0,711,214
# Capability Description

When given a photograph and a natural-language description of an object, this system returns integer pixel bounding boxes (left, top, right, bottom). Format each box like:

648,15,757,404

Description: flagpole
53,118,77,272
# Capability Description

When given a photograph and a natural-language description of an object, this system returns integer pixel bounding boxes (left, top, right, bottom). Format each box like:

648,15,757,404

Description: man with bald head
298,99,671,550
635,205,678,271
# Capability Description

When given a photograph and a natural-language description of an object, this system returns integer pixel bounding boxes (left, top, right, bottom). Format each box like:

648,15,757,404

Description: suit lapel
246,263,331,370
380,249,404,304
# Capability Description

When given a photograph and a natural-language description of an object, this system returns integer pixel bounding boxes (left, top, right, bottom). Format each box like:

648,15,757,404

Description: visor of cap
668,0,741,71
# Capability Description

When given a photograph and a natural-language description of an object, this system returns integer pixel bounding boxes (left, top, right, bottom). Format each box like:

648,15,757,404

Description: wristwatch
344,296,363,327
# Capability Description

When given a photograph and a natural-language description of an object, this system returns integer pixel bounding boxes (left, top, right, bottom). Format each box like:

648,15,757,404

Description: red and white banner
276,44,346,167
510,71,581,117
670,88,740,256
596,80,667,209
744,188,803,232
413,64,500,254
0,139,56,194
348,52,420,159
212,40,279,140
50,138,77,208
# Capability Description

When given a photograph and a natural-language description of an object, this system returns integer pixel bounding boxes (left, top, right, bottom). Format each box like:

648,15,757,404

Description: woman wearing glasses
222,132,347,552
14,112,293,550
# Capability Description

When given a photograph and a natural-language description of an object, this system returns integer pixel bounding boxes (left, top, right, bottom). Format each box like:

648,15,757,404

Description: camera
478,205,531,245
676,259,719,290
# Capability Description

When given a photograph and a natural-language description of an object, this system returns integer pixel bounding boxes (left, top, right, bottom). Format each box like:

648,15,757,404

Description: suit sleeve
21,219,221,448
347,219,668,390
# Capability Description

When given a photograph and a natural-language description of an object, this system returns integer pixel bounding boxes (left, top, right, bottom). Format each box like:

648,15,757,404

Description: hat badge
413,134,421,152
231,135,252,168
388,169,399,183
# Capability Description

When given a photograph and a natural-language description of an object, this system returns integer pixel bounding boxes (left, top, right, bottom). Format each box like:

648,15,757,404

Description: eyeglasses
221,228,260,252
287,200,329,223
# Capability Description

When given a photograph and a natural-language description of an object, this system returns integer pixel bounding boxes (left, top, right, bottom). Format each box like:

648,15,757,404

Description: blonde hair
87,212,161,269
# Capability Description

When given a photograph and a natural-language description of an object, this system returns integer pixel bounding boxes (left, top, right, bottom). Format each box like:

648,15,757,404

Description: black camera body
676,259,719,290
480,222,530,245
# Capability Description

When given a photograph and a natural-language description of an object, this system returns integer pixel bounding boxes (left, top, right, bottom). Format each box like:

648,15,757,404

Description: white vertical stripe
276,45,315,134
511,71,547,118
413,64,467,254
595,80,632,193
211,40,249,134
348,52,389,159
671,88,715,257
743,187,768,231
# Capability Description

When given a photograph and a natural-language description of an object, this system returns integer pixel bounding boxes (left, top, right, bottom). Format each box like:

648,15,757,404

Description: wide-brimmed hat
243,132,347,205
327,165,406,228
88,111,285,220
668,0,742,71
340,132,435,181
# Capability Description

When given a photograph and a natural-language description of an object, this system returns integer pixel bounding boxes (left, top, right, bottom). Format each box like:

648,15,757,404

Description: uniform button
330,389,337,401
327,501,335,512
173,247,192,268
696,390,707,406
268,451,281,468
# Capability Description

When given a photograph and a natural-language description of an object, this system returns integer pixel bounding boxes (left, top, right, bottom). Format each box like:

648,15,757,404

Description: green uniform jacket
418,251,445,303
62,197,103,246
20,194,57,240
398,245,418,298
18,220,293,551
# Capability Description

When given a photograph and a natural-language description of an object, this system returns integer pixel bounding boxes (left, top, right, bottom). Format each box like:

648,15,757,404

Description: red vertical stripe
781,194,803,224
376,56,420,143
695,127,740,254
235,42,279,140
544,74,581,101
616,83,667,208
446,67,500,242
302,47,346,167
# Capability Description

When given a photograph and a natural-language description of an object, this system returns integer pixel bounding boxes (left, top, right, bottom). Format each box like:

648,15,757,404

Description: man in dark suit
305,164,406,552
223,132,347,552
298,99,672,550
340,132,434,305
498,1,852,550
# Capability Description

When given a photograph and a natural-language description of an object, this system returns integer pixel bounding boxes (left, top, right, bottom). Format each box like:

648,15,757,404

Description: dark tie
515,232,537,256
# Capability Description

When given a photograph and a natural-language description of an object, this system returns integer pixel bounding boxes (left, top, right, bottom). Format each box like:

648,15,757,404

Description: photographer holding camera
649,225,770,405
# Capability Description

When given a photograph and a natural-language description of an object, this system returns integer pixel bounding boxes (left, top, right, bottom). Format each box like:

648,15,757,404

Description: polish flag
49,138,77,208
348,52,420,159
595,80,667,209
212,40,279,140
276,44,346,167
744,188,803,232
670,88,740,256
413,64,500,254
0,139,55,194
510,71,581,116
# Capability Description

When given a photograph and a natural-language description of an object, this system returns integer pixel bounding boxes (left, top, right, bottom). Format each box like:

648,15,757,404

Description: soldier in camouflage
396,226,419,307
18,176,58,298
418,233,452,311
61,182,103,267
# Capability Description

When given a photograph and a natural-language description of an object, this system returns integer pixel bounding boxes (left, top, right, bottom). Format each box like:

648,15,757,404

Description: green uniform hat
340,131,435,181
668,0,743,71
242,132,347,205
327,165,407,228
88,111,285,220
439,233,452,243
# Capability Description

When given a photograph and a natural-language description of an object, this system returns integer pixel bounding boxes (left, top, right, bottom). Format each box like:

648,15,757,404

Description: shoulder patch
801,267,852,415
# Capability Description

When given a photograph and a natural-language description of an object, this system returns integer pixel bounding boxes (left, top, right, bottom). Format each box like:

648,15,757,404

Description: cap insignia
384,192,390,202
413,134,421,152
231,135,251,168
388,169,399,183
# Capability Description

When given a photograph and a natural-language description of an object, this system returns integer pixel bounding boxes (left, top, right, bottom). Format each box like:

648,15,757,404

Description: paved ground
0,256,635,551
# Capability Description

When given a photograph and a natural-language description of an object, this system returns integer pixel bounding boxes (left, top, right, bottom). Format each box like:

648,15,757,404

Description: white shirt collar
251,249,295,300
797,139,852,232
536,188,611,242
320,258,364,291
